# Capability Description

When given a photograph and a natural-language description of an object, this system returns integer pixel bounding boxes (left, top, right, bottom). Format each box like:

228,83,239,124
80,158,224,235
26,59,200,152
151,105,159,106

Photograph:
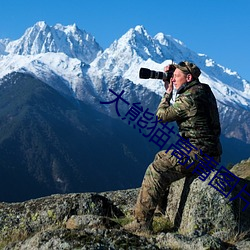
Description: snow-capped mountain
3,21,102,64
87,25,250,145
89,25,250,110
0,22,250,201
0,22,250,144
0,21,103,101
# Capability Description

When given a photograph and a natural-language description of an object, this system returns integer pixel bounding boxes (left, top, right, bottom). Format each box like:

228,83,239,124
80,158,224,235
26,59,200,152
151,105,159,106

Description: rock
101,188,140,215
65,214,120,230
1,159,250,249
4,228,162,250
164,172,250,241
230,157,250,180
156,232,226,250
0,193,124,248
235,240,250,250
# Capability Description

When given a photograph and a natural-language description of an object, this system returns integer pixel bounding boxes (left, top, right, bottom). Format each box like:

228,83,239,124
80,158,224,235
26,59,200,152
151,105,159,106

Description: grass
112,216,134,227
152,216,173,234
225,230,250,245
113,214,174,235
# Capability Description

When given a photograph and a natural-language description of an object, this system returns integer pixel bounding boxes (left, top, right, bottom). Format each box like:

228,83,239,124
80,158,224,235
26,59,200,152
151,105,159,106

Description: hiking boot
124,219,152,233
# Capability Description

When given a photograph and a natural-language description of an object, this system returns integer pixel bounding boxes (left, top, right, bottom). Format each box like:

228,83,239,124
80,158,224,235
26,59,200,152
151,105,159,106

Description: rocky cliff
1,159,250,250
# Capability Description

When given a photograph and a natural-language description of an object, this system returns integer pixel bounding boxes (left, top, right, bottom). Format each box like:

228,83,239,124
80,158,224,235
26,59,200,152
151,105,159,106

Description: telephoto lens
139,65,176,82
139,68,167,80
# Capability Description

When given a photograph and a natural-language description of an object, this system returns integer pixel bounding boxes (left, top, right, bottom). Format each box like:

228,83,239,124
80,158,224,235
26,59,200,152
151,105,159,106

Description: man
124,61,222,233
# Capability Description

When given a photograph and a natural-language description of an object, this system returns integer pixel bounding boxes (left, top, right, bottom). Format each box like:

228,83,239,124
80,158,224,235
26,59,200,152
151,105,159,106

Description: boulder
165,171,250,241
0,193,124,248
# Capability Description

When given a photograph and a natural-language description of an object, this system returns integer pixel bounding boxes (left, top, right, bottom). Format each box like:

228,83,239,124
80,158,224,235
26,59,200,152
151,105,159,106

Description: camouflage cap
175,61,201,79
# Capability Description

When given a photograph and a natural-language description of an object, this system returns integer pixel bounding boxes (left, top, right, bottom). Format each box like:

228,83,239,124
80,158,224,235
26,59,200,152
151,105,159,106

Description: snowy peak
90,25,195,77
5,21,102,64
118,25,165,61
6,21,51,55
90,25,199,90
1,22,250,111
154,32,185,47
90,25,167,77
89,25,250,110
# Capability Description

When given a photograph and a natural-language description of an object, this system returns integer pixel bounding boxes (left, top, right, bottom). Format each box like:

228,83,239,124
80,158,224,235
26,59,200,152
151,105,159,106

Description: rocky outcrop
165,173,250,241
231,158,250,180
1,162,250,249
0,192,158,249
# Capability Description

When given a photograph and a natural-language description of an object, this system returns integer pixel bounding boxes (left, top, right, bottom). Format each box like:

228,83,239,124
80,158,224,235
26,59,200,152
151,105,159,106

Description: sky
0,0,250,81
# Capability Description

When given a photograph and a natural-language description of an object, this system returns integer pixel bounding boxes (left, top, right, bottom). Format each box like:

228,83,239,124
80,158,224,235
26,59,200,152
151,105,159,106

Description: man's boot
123,217,153,234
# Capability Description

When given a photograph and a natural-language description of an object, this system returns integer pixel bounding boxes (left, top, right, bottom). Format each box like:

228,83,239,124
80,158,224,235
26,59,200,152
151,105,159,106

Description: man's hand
163,65,174,94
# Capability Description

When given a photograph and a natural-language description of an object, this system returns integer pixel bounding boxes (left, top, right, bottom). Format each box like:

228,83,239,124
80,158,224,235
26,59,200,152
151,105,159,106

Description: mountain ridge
1,22,249,104
0,22,250,141
0,22,250,142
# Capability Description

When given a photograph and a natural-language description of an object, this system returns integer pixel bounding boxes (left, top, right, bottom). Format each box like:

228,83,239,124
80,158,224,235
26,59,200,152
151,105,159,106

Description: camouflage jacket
156,80,222,157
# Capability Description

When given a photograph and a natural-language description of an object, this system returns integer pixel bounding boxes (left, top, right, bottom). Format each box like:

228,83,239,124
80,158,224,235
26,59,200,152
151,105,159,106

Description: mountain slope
0,72,158,202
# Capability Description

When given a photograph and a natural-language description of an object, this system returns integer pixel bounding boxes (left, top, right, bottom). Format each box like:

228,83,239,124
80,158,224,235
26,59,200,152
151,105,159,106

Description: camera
139,64,176,82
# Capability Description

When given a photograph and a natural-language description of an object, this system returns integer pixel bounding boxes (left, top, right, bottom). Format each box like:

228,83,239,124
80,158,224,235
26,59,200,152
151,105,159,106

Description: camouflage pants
134,149,198,223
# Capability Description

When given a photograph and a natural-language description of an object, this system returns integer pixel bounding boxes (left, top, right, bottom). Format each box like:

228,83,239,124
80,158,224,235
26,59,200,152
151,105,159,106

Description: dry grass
225,230,250,245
